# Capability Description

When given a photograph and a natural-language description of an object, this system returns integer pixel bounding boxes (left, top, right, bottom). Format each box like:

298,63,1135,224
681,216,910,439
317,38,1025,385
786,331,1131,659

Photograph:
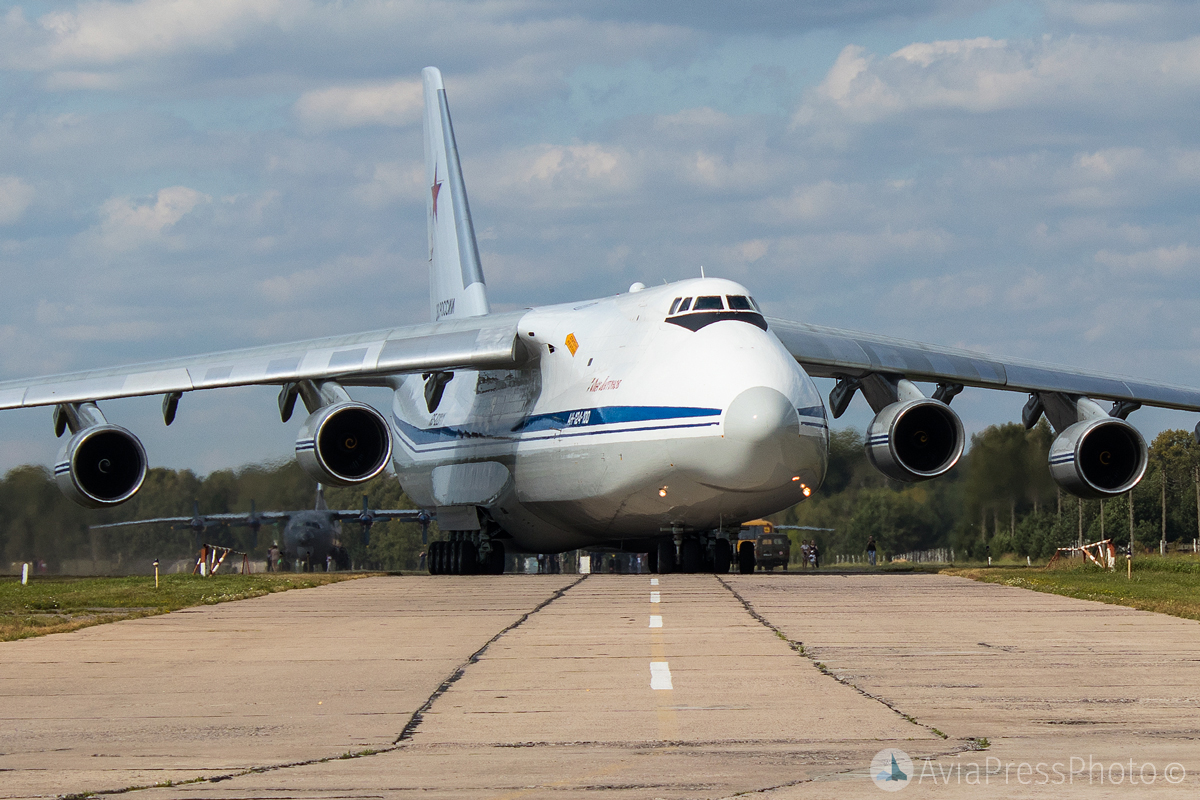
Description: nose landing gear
651,532,734,574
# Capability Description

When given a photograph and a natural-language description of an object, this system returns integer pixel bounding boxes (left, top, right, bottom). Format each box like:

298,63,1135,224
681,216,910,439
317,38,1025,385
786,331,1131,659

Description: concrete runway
3,573,1199,798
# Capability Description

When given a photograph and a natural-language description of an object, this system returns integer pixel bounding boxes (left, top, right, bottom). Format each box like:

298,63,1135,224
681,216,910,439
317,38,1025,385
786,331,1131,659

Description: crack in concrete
395,575,587,743
715,575,954,742
58,576,588,800
712,743,975,798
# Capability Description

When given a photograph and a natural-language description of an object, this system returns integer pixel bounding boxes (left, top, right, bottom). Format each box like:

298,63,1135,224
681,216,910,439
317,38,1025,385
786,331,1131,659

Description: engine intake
55,425,148,508
1048,417,1147,499
296,402,391,486
866,399,964,482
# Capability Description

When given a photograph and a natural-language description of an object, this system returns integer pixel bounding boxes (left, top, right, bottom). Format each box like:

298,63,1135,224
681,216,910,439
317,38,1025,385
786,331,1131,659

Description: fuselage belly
389,278,829,552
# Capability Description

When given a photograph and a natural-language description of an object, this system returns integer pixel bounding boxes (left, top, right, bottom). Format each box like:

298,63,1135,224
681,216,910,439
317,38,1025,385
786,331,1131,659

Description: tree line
774,422,1200,562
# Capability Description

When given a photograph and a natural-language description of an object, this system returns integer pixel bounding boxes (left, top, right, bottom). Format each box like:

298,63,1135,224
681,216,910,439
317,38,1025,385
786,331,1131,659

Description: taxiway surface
3,573,1198,798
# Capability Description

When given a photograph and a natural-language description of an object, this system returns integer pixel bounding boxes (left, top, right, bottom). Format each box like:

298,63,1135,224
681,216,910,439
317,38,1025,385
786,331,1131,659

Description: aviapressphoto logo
869,753,1187,788
870,748,913,791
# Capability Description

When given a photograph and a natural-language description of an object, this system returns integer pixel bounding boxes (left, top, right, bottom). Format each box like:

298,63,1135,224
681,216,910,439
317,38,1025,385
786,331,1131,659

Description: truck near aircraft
737,520,789,572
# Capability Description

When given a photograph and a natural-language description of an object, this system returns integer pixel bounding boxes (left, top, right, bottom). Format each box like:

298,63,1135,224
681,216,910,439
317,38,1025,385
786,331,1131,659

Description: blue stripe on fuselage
392,403,827,451
513,405,719,433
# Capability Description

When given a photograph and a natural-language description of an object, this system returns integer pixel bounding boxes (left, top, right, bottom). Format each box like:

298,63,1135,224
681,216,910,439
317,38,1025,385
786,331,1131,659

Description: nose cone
724,386,800,446
694,386,805,492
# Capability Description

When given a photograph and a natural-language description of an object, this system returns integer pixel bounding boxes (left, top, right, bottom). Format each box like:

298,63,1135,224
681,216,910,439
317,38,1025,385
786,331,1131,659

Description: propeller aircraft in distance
7,67,1200,576
90,486,427,571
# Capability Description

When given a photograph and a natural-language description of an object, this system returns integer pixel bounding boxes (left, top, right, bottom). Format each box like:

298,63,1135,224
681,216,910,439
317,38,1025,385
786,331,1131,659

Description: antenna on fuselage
700,265,705,278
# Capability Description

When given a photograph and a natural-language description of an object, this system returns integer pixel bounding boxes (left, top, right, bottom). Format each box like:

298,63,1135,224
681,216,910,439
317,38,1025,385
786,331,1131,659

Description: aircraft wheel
428,541,442,574
712,539,732,574
737,541,756,574
680,539,703,573
459,541,478,575
487,542,505,574
448,541,461,575
655,539,675,574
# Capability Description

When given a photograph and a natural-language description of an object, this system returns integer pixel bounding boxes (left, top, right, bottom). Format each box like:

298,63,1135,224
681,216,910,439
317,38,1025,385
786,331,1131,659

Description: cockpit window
677,297,692,312
726,295,753,310
669,297,682,315
693,296,724,310
749,297,761,311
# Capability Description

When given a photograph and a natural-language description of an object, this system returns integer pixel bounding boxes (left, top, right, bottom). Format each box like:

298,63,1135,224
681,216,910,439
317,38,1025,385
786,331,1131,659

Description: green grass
0,572,364,641
945,555,1200,621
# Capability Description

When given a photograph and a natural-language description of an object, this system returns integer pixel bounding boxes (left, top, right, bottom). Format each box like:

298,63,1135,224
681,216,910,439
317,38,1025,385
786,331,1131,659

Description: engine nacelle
54,425,148,508
1048,417,1147,499
866,399,965,482
295,401,392,486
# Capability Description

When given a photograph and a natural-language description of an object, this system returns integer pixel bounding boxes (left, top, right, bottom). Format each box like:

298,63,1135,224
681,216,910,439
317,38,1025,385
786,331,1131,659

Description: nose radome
724,386,800,444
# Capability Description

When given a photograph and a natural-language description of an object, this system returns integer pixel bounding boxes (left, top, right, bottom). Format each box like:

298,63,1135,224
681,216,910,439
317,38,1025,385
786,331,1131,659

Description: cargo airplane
90,487,426,571
5,68,1200,575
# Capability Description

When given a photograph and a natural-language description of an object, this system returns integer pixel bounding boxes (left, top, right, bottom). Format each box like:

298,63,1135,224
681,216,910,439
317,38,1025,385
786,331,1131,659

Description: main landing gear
651,534,735,575
428,532,505,575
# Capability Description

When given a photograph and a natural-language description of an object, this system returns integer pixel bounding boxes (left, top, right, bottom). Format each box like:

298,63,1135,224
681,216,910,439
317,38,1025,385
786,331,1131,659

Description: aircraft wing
769,317,1200,412
89,511,294,530
89,516,199,529
0,312,527,410
329,509,428,523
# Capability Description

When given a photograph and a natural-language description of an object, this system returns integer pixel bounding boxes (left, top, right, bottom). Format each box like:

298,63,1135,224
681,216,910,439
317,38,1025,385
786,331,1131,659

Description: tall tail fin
422,67,489,321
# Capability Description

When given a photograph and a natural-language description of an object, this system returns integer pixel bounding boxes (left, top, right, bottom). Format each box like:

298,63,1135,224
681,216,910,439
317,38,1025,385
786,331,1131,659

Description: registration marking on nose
650,661,673,690
650,591,660,603
649,615,662,628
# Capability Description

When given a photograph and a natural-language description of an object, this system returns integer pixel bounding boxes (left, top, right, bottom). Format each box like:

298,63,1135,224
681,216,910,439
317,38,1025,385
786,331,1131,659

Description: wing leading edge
770,317,1200,413
0,312,527,411
90,509,427,530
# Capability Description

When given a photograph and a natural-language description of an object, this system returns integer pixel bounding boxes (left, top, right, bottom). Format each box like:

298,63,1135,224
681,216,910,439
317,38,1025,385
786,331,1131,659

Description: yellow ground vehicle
737,520,790,573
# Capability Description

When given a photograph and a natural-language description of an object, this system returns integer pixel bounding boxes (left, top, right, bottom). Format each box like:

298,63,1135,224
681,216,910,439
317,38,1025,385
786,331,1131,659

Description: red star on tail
431,166,443,219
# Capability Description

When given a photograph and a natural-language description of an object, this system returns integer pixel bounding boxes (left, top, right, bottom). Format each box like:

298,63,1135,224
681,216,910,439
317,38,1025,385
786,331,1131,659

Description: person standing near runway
867,536,877,567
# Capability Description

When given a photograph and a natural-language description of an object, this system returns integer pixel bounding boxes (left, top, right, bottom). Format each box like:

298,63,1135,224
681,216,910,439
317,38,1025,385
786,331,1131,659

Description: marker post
21,562,29,585
153,559,160,589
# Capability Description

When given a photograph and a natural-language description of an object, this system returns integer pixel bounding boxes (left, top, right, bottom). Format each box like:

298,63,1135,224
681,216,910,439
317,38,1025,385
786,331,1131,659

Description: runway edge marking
395,574,589,743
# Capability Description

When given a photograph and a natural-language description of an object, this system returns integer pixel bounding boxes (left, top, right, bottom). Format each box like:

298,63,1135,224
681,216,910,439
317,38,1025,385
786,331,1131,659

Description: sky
1,0,1199,476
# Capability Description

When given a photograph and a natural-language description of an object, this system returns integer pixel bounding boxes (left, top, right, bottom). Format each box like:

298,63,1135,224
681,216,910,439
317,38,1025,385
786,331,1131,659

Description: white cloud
294,80,423,131
1095,243,1200,274
37,0,290,65
478,143,635,208
798,35,1200,127
95,186,210,251
0,176,35,224
352,161,424,208
256,252,392,304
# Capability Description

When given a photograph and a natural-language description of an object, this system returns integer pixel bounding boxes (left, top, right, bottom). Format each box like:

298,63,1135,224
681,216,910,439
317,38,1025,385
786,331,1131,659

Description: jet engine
1048,417,1147,499
866,399,964,482
295,401,392,486
55,423,147,508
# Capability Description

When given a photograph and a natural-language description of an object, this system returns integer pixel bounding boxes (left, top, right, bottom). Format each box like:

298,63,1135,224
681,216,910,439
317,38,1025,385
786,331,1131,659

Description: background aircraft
91,487,427,571
4,68,1200,577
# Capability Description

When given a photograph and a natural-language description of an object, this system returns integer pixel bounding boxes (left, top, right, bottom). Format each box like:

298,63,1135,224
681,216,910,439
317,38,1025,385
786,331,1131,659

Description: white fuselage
388,278,829,552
